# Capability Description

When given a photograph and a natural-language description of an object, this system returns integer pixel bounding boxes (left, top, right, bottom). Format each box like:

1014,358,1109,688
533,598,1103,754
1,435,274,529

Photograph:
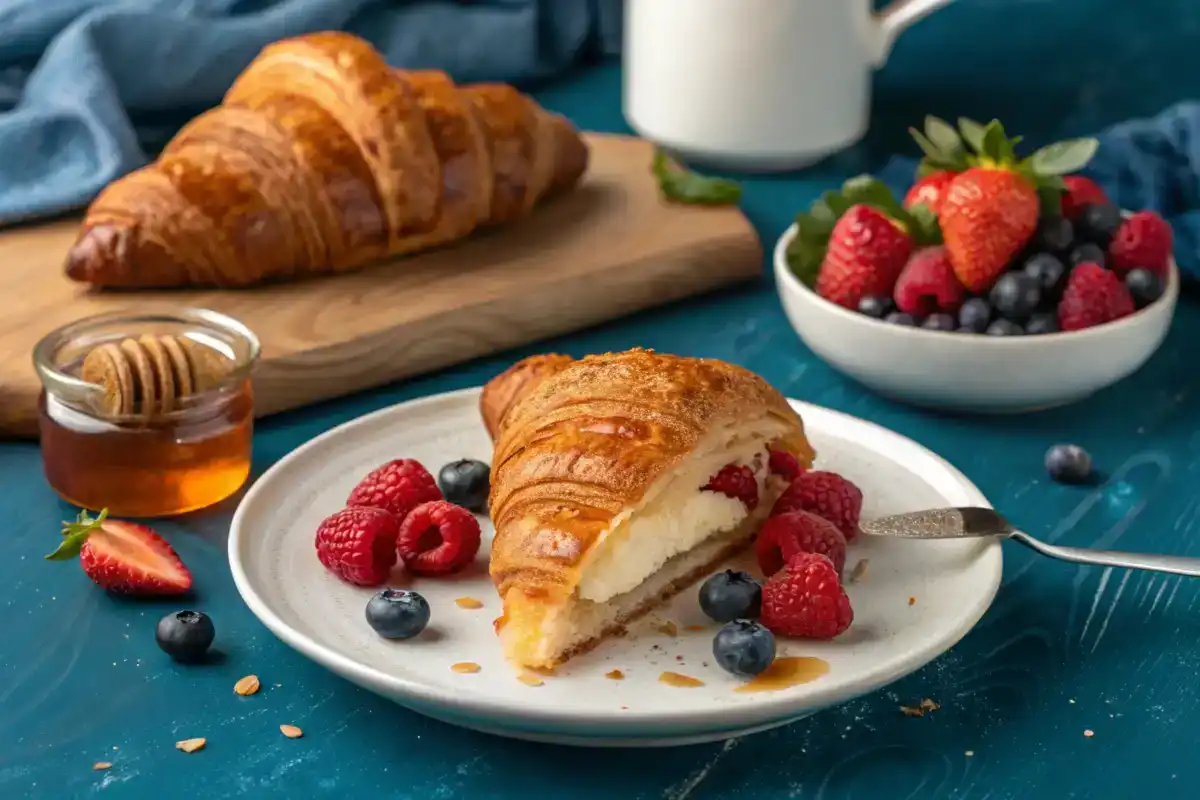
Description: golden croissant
64,31,589,289
485,349,814,670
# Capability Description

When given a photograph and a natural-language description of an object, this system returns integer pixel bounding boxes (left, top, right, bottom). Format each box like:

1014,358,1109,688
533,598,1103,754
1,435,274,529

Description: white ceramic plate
229,388,1002,747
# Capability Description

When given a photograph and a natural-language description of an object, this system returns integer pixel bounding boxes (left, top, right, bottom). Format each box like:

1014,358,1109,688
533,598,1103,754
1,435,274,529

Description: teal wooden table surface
6,6,1200,795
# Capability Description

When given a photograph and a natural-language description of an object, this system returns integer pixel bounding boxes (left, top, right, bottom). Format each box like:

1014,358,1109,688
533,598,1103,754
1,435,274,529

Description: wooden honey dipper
80,334,233,418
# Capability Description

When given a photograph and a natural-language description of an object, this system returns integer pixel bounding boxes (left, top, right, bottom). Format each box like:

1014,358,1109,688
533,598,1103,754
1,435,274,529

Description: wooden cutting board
0,133,761,439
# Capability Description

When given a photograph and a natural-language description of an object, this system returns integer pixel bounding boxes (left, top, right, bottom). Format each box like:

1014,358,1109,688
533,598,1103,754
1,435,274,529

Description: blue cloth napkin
879,102,1200,283
0,0,621,225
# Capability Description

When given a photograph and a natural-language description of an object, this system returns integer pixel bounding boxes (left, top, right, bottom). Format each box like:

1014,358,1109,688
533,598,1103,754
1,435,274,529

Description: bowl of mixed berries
774,117,1178,412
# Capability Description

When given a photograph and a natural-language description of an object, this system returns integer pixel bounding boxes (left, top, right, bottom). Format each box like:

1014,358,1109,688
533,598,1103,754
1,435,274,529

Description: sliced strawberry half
46,509,193,595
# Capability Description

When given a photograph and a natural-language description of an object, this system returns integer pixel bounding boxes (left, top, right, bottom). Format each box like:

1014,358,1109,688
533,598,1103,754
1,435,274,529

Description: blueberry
857,295,893,319
958,297,993,332
365,589,431,639
1069,242,1107,268
699,570,762,623
1044,444,1093,485
1078,203,1123,247
437,459,490,512
712,620,777,677
1125,268,1165,309
986,319,1024,336
921,313,956,332
156,610,215,663
1034,216,1074,253
884,311,918,327
1022,253,1067,297
1024,313,1060,335
989,273,1041,322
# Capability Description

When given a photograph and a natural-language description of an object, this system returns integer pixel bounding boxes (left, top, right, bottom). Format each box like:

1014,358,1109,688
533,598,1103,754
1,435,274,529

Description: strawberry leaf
651,150,742,206
906,203,944,246
1036,174,1067,218
979,121,1007,163
1029,138,1100,176
909,127,947,163
958,118,987,154
924,116,965,161
45,530,89,561
841,175,909,223
916,158,944,179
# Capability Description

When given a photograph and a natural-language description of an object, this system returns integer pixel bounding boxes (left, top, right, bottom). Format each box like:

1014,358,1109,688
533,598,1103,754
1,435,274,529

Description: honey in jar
33,308,260,518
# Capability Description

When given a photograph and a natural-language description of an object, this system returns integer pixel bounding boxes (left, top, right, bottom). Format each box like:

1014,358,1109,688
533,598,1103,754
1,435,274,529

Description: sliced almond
93,762,112,771
279,725,303,739
233,675,260,696
175,737,206,753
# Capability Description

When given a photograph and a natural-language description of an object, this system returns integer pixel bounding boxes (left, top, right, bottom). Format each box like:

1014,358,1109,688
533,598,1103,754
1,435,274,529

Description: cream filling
576,441,769,603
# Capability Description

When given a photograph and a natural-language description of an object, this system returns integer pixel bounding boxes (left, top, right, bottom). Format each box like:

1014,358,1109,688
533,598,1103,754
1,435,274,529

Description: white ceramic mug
623,0,955,172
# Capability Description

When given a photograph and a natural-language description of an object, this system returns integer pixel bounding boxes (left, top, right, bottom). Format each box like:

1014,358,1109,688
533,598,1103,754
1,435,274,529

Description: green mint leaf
651,150,742,206
924,116,965,162
958,118,987,154
1029,138,1100,176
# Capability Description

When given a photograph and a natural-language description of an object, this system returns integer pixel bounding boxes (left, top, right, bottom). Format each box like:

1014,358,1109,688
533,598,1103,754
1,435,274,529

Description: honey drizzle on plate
735,657,829,693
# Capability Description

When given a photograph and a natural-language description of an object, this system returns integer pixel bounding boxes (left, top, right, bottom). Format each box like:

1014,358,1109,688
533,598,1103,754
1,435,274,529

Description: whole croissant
64,31,589,289
486,349,815,669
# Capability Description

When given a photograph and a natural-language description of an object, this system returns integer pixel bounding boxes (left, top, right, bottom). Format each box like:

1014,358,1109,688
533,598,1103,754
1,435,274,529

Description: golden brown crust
479,353,575,440
487,349,814,605
63,31,589,289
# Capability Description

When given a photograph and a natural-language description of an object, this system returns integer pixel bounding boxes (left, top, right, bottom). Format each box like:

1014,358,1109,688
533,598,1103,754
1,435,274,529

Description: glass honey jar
33,308,260,518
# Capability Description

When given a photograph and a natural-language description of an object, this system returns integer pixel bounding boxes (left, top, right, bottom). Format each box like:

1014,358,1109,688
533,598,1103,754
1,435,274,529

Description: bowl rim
773,222,1180,345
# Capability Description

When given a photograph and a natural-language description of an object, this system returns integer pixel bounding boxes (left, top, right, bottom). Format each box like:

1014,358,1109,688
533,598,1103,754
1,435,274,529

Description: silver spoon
859,507,1200,578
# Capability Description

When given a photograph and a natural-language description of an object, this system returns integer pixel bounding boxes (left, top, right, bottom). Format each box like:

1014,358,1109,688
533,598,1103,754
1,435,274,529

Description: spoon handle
1010,530,1200,577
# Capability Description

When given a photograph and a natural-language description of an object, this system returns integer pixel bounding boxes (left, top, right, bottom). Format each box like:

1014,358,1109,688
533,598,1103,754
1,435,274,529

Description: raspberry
761,553,854,639
771,470,863,541
702,464,759,510
893,246,965,315
756,511,846,578
347,459,442,522
315,506,400,586
1058,262,1135,331
1061,176,1110,221
396,501,482,576
767,449,803,483
1108,211,1172,276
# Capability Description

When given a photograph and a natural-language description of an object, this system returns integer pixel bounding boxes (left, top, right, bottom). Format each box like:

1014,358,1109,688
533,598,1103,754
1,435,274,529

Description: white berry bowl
773,223,1179,413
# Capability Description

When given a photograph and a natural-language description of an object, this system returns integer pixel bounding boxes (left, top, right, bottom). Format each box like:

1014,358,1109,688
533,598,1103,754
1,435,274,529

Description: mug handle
871,0,955,67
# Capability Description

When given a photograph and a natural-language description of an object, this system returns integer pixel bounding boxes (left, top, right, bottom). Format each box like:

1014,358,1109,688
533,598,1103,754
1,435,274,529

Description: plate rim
228,387,1002,736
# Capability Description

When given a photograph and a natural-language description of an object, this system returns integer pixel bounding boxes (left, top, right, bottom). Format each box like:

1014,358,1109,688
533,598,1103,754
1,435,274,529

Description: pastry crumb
964,751,974,757
279,725,303,739
1084,729,1094,738
848,559,869,584
455,597,483,609
606,669,625,680
175,738,206,753
517,674,544,687
451,662,481,674
656,621,678,637
908,596,916,606
900,698,940,717
93,762,112,771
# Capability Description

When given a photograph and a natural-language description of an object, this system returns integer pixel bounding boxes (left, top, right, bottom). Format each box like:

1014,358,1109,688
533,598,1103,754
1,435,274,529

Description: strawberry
940,169,1039,293
815,204,913,308
903,171,956,216
935,119,1099,293
46,509,192,595
1061,176,1110,221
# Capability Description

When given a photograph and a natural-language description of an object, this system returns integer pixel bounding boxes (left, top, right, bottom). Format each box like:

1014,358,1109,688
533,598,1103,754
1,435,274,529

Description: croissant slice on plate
486,349,815,670
64,31,589,289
